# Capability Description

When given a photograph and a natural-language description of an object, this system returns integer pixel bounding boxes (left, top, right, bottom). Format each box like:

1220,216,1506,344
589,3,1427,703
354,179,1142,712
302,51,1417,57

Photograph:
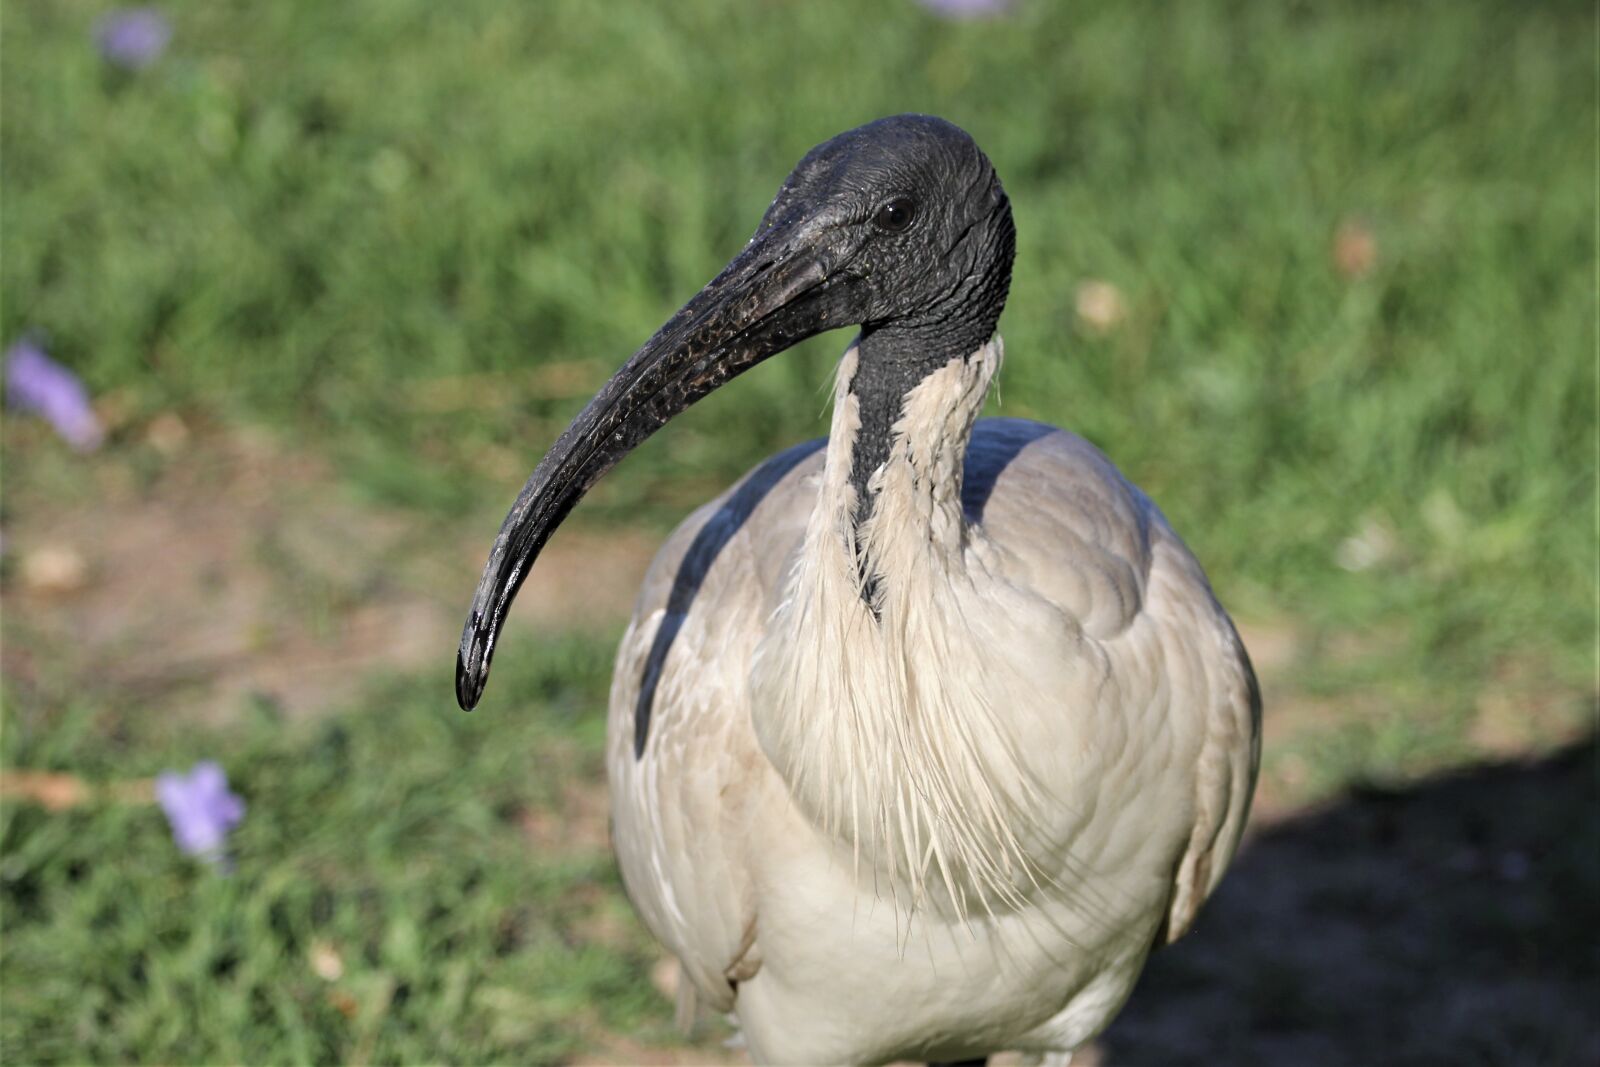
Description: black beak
456,215,846,710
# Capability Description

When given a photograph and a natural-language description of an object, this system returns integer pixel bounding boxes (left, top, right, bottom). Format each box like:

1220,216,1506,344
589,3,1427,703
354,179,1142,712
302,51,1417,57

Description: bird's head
749,114,1016,360
457,114,1015,710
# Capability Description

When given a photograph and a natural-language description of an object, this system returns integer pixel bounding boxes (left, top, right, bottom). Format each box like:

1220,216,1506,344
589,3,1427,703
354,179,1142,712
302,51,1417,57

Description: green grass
2,0,1596,1061
4,0,1593,683
0,636,685,1064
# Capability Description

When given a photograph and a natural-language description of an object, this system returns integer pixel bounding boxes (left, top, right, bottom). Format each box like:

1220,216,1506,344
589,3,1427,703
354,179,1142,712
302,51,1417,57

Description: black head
456,115,1015,710
758,114,1015,363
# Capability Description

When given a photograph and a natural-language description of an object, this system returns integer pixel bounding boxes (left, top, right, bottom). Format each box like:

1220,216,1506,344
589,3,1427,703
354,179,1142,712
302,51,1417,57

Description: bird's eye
872,197,916,233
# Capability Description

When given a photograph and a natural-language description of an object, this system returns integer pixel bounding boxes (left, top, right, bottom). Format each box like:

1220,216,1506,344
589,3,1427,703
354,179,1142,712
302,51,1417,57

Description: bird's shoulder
963,417,1164,640
630,437,825,628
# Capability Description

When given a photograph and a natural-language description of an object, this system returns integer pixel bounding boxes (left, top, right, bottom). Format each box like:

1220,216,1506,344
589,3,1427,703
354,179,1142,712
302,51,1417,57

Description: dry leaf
146,412,191,455
1335,511,1400,572
1074,280,1127,335
19,545,89,593
650,956,680,1001
310,940,345,982
0,771,154,809
327,989,359,1019
1333,219,1377,278
0,771,90,811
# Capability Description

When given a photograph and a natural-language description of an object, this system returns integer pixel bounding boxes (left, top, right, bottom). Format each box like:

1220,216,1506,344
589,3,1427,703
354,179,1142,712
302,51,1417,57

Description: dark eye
872,197,916,233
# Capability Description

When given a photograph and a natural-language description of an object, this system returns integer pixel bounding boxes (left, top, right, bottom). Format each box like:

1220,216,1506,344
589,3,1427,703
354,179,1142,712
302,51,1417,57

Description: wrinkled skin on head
759,114,1015,365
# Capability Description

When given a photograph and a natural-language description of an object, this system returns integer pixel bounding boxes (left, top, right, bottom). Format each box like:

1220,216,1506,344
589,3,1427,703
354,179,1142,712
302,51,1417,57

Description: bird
456,114,1261,1066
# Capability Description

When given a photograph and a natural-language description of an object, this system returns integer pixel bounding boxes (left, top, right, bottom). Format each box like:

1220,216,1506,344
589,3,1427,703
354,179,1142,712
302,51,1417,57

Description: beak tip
456,635,488,712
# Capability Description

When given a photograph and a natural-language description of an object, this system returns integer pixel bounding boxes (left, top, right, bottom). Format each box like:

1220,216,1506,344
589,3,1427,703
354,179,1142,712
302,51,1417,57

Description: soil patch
1,425,657,724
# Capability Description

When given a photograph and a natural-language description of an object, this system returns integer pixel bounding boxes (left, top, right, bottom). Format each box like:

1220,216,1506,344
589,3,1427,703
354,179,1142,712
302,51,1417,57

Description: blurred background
1,0,1594,1063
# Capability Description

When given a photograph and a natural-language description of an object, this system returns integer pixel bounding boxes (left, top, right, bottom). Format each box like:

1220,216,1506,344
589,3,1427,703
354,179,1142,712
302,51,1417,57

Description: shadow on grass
1101,735,1600,1066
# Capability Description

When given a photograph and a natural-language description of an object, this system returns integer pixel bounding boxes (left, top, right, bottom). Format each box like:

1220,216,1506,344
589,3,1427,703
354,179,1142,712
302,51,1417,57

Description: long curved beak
456,217,843,710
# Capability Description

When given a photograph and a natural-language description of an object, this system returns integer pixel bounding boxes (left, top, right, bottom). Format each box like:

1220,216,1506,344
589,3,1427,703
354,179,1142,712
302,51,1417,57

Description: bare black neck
846,317,996,527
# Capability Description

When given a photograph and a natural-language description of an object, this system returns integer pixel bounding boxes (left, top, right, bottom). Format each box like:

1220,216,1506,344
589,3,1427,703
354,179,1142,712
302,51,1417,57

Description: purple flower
95,8,171,70
4,337,104,452
917,0,1014,18
156,761,245,863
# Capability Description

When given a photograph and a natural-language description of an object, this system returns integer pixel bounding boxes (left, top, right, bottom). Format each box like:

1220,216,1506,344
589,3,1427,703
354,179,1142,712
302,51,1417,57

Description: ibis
457,114,1260,1066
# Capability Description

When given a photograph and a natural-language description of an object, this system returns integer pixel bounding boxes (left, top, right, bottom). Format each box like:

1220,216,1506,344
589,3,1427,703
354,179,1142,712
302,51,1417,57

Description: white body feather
605,337,1260,1065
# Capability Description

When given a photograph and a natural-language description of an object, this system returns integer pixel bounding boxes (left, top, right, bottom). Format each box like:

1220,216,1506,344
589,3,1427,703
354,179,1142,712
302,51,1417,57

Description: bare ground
1,422,658,725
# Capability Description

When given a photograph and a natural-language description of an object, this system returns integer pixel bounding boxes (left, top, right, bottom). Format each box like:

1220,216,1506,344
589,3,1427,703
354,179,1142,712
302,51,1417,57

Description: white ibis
457,115,1260,1066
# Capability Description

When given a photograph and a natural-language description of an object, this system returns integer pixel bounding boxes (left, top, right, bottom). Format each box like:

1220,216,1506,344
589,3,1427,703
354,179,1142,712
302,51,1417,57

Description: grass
0,637,686,1064
4,0,1594,678
1,0,1596,1062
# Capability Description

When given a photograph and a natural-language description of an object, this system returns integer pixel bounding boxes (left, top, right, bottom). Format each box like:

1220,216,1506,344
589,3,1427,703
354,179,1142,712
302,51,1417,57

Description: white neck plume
750,336,1054,919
